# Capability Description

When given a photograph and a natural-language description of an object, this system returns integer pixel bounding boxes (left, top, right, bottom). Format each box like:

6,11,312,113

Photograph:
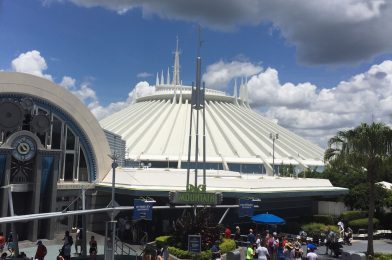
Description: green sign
169,184,222,205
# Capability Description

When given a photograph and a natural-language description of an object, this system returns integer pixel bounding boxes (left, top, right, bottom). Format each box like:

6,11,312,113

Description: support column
29,155,42,241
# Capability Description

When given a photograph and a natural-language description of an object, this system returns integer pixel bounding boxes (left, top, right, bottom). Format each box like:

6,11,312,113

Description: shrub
168,246,212,260
341,210,367,222
375,253,392,260
348,218,379,233
378,212,392,230
219,239,236,254
155,236,172,248
301,223,339,234
168,246,192,259
312,215,335,225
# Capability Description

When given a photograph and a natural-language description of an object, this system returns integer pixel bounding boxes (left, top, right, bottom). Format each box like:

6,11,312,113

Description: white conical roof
100,84,324,175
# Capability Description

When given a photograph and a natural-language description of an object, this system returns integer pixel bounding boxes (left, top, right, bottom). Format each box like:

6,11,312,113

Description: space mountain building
0,42,346,243
101,43,325,175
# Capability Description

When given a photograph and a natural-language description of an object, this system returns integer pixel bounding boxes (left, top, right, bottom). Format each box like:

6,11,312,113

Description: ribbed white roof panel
100,85,325,174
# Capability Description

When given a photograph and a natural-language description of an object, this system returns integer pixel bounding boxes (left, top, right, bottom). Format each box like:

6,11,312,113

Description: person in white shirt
306,248,317,260
256,241,270,260
337,220,344,238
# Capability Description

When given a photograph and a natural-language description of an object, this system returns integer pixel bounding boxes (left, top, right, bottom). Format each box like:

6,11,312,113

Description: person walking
89,236,97,259
306,248,318,260
246,243,254,260
62,231,73,260
75,228,82,255
0,232,5,253
247,229,256,244
255,241,270,260
34,240,47,260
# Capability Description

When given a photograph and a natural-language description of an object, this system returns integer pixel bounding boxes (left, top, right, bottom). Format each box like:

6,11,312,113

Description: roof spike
161,70,164,85
172,36,181,86
156,73,159,86
233,79,238,98
167,67,171,85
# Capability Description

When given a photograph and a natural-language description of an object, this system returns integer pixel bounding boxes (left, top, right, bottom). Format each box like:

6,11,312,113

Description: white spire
172,36,181,86
233,79,237,98
156,73,159,86
160,70,164,85
167,67,171,85
240,77,244,100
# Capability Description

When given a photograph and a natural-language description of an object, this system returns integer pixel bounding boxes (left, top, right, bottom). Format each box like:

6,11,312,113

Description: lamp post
269,133,279,176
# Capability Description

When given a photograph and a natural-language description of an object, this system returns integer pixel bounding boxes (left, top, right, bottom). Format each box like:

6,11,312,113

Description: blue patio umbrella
251,213,286,225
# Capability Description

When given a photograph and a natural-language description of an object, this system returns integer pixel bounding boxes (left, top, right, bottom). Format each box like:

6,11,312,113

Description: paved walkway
12,237,392,259
15,230,142,259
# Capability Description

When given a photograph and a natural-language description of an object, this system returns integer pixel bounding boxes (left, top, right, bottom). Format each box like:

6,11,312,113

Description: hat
236,226,240,229
36,240,42,245
273,232,277,236
249,229,253,232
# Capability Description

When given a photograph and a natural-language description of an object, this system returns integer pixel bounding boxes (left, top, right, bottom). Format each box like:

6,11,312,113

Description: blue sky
2,0,392,146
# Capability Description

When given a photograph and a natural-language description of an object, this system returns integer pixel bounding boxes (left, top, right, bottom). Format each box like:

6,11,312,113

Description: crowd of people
221,226,319,260
0,229,98,260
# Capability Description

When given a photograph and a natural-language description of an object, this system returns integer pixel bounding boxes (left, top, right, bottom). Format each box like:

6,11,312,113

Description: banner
239,199,254,217
133,199,154,221
41,156,54,193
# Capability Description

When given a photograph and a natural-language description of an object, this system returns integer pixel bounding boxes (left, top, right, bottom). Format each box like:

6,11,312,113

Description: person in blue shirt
247,229,256,244
211,241,221,260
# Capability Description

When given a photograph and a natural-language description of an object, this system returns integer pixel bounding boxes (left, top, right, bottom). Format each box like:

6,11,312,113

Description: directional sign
188,235,201,253
239,199,254,217
133,199,154,221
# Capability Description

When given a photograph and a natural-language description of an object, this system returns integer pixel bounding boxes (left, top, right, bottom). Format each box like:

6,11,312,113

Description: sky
1,0,392,147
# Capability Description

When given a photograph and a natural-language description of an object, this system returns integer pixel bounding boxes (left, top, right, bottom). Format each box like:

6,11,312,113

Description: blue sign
239,199,254,217
133,199,154,221
188,235,201,253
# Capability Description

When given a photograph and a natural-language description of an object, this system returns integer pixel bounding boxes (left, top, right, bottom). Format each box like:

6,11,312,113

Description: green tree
324,122,392,257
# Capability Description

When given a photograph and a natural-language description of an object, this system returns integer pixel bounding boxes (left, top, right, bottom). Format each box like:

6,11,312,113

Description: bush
341,210,367,222
348,218,379,232
168,246,192,259
378,212,392,230
167,239,236,259
219,239,236,254
312,215,335,225
168,246,212,260
375,253,392,260
155,236,172,248
301,223,339,234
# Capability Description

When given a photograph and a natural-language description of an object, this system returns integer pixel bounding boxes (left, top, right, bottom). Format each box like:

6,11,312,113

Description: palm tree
324,122,392,257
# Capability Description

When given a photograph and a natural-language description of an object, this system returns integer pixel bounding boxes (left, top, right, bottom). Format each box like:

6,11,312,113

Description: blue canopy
251,213,286,225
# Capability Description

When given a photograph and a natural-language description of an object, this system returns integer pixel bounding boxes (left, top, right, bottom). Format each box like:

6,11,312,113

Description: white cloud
60,76,76,89
90,81,156,120
48,0,392,64
202,60,262,90
11,50,53,81
247,60,392,147
137,72,153,78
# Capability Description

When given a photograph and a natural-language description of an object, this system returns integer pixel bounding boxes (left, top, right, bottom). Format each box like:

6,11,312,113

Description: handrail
140,232,148,246
114,235,138,259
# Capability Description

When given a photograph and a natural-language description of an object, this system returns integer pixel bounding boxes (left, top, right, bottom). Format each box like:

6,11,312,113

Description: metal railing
114,235,138,259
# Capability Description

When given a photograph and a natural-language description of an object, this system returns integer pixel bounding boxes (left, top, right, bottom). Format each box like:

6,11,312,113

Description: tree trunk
367,178,375,257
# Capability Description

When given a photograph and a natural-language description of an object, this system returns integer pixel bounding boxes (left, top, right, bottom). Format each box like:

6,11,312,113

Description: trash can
226,250,241,260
